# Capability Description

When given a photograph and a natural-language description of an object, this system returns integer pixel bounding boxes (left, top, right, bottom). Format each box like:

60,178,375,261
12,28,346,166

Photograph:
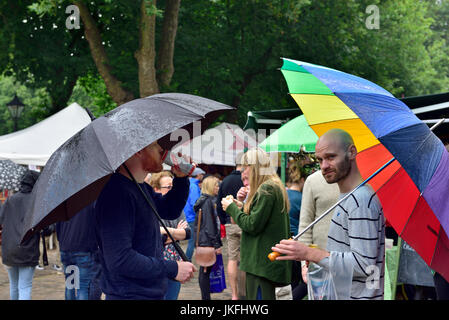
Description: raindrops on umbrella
0,160,27,192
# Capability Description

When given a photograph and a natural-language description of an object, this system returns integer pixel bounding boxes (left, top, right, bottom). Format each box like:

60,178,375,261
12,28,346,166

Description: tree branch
75,0,133,105
156,0,181,90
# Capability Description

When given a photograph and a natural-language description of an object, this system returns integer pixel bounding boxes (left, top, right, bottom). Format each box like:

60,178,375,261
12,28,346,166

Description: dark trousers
434,272,449,300
199,266,213,300
291,260,307,300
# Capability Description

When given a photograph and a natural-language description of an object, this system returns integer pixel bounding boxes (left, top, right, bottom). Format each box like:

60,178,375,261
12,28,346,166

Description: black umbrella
0,160,27,192
21,93,233,245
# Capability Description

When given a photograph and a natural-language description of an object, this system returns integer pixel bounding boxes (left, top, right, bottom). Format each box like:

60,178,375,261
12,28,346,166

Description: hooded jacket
193,194,222,249
0,170,41,267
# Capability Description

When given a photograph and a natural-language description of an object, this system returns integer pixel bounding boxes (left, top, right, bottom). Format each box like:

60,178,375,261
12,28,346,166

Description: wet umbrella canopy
21,93,233,243
0,160,27,192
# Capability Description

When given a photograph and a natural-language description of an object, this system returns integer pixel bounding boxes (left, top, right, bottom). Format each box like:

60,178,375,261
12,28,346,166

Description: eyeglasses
160,186,173,190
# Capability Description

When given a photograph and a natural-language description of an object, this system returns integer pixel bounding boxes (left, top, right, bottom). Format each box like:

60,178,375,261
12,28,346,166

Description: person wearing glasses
146,171,191,300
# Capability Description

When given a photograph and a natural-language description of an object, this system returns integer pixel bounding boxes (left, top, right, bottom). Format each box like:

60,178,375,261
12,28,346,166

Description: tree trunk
135,0,159,97
75,1,134,105
49,75,78,115
156,0,181,90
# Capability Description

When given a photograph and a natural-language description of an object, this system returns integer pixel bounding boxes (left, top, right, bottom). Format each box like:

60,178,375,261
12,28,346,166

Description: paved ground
0,237,235,300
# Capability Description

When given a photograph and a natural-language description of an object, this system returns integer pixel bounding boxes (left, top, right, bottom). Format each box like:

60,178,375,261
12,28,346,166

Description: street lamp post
6,94,25,132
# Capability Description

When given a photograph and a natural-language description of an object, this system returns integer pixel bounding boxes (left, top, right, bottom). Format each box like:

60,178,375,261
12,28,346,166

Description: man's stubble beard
323,154,352,184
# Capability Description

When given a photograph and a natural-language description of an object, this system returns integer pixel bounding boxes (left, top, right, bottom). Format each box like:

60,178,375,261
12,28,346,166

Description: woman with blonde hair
221,148,291,299
193,175,222,300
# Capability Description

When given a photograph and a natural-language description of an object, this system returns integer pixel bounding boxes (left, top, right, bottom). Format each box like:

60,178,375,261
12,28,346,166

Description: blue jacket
94,173,189,300
183,177,201,223
287,189,302,236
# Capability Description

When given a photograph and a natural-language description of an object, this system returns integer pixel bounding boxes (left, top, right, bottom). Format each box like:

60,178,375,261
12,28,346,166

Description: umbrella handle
122,164,190,262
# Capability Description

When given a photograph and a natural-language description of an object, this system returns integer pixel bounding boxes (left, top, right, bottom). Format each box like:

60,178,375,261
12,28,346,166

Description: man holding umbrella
94,140,196,300
272,129,385,300
19,93,233,300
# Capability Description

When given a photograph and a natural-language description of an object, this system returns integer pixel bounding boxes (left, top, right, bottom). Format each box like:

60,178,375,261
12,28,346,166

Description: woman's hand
215,248,222,255
221,195,234,212
237,186,249,201
177,219,188,230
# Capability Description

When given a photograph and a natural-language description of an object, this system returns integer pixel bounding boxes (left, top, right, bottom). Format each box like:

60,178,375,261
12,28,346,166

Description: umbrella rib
398,191,422,238
308,117,362,127
429,227,442,267
90,121,116,170
149,96,207,119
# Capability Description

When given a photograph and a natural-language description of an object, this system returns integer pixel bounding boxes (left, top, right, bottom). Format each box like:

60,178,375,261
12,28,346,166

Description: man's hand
171,153,195,178
271,239,330,263
301,264,309,283
236,186,249,202
175,261,196,284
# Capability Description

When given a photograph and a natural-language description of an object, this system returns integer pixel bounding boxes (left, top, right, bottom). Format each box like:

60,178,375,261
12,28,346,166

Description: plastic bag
210,253,226,293
306,262,337,300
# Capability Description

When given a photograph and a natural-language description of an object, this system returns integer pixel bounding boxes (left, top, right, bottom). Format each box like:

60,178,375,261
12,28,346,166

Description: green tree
283,0,444,97
0,0,93,116
0,75,51,134
173,0,310,125
26,0,182,107
425,0,449,92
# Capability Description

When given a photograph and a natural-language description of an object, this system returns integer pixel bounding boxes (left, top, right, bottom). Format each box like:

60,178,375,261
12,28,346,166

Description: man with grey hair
273,128,385,300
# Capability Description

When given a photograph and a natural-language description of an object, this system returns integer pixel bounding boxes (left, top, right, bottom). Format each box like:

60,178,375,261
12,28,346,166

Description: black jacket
215,170,243,225
0,170,41,267
193,194,222,249
56,202,98,252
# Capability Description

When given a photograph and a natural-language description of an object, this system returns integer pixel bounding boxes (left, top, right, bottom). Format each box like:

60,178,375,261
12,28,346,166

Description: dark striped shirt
318,185,385,300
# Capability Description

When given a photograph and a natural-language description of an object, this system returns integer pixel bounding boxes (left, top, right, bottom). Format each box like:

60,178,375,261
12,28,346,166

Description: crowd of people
0,129,448,300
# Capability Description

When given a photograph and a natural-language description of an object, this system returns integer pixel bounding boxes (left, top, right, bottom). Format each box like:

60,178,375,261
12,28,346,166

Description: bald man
272,128,385,300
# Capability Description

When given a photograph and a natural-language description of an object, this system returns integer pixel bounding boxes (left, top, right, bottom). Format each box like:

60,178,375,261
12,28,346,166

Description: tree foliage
0,0,448,134
0,0,93,116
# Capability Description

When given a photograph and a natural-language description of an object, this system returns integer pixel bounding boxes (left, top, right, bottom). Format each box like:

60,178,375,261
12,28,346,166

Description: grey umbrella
21,93,233,244
0,160,27,192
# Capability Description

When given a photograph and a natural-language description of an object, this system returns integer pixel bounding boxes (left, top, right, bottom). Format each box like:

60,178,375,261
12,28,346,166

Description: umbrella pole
293,117,446,241
122,164,190,262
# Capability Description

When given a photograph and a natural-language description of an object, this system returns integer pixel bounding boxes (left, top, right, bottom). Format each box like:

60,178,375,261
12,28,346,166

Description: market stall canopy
172,122,258,166
259,115,318,153
0,103,91,166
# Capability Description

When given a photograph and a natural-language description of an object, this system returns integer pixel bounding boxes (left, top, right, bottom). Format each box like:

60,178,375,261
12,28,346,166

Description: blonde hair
148,171,173,189
201,176,219,196
242,148,290,214
288,162,304,184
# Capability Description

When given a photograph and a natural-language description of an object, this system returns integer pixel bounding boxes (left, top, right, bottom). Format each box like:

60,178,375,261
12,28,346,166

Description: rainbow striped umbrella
281,58,449,281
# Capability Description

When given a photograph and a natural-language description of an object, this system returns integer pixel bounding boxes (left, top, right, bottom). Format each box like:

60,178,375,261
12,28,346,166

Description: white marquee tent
0,103,92,166
172,122,258,166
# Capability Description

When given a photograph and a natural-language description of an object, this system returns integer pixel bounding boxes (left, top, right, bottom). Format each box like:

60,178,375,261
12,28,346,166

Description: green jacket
226,182,291,285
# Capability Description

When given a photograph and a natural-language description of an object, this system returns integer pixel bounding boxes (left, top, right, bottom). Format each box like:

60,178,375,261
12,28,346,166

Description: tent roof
172,122,258,166
0,103,92,166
